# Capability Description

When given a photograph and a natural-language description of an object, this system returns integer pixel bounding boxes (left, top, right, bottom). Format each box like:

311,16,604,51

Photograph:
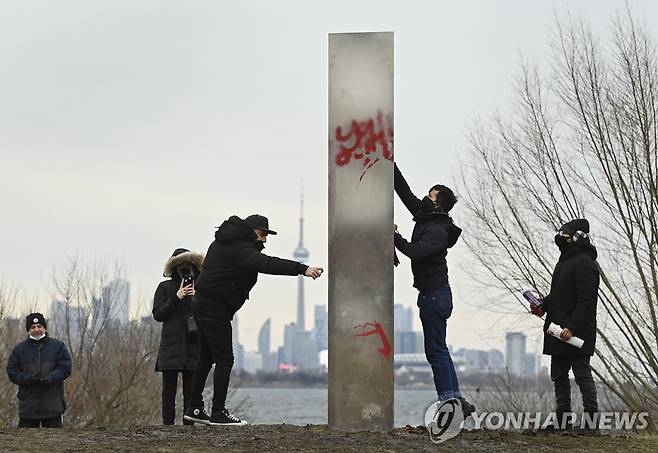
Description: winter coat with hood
152,249,204,371
543,236,599,357
393,164,462,290
6,334,72,419
195,215,309,319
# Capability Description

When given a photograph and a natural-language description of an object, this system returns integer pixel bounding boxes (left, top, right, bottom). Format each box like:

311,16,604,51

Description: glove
25,375,42,387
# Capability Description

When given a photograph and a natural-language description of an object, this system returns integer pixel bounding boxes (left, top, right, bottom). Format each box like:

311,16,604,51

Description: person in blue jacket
6,312,72,428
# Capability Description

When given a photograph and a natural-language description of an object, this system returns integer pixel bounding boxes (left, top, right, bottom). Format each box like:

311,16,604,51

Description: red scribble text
353,322,392,358
335,111,393,181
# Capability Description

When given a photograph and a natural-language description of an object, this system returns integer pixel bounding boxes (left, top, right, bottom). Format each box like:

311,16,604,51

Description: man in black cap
184,214,323,426
6,313,72,428
538,218,599,430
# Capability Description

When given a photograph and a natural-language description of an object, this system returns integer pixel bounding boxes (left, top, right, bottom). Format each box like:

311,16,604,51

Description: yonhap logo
424,398,464,444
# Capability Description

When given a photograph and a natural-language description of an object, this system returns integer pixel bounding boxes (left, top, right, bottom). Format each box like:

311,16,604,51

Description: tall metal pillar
328,32,394,432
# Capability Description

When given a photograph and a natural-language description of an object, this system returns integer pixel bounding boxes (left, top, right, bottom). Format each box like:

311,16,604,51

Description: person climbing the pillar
184,214,324,426
392,162,475,419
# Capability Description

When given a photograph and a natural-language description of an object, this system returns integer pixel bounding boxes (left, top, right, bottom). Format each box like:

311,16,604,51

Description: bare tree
0,281,23,426
459,7,658,428
46,255,162,426
0,257,162,426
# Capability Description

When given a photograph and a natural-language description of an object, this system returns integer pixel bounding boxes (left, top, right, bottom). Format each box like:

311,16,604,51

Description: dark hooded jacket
542,239,599,356
393,164,462,289
194,216,309,319
152,250,204,371
6,334,72,419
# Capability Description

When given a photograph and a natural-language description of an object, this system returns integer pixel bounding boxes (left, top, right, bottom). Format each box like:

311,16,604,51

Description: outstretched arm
394,163,421,216
236,248,308,276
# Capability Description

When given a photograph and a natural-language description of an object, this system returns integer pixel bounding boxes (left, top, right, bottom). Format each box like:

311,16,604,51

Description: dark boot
459,397,475,419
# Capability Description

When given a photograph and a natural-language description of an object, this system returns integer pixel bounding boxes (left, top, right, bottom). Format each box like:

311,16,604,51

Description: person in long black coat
541,218,599,428
183,214,323,426
153,248,204,425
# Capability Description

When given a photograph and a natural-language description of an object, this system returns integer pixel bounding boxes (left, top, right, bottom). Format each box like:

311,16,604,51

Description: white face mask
29,333,46,341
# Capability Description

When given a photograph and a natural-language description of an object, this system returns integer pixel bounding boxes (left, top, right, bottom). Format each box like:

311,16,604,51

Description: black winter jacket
6,335,72,419
153,278,201,371
543,242,599,356
393,164,462,290
195,216,309,319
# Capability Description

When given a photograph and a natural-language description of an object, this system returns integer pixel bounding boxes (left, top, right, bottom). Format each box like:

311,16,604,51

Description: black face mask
554,234,571,251
255,241,265,251
420,196,437,213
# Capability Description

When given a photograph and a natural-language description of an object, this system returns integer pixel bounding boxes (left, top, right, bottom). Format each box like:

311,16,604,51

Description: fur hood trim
163,251,204,277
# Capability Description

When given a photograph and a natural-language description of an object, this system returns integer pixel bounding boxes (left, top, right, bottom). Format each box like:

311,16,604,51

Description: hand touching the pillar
305,267,324,280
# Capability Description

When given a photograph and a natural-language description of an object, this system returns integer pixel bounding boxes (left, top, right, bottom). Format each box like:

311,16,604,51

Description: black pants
188,315,233,414
18,416,62,428
551,355,599,418
161,369,194,425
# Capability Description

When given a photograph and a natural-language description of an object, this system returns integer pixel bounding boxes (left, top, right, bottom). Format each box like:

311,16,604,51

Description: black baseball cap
244,214,278,235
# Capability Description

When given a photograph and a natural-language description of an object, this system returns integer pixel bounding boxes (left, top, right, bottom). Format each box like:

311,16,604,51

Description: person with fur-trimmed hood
153,248,204,425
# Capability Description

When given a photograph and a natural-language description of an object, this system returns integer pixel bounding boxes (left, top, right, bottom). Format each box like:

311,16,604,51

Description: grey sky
1,0,656,354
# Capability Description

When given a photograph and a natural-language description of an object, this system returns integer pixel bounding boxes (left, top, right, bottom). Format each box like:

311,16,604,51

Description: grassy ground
1,425,657,452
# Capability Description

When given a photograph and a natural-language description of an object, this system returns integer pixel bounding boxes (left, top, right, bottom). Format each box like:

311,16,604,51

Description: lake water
225,387,437,427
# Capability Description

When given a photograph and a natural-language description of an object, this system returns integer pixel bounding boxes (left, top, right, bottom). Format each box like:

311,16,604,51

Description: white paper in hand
546,323,584,349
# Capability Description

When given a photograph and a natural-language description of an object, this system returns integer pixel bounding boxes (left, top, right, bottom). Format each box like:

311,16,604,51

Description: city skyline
3,0,652,359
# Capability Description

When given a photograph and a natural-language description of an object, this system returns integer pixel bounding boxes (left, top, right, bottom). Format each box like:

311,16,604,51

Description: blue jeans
417,286,461,400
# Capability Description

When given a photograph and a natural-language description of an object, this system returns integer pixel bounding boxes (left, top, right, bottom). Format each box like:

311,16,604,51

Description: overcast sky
1,0,657,355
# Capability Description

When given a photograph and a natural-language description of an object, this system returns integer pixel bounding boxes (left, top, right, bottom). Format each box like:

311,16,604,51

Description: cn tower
293,187,309,331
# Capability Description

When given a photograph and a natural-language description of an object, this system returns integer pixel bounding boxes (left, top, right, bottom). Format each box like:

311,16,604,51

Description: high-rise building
506,332,526,376
232,313,240,345
394,304,413,332
96,278,130,325
258,318,276,372
282,322,319,369
523,353,538,377
258,318,271,355
49,299,88,341
452,348,505,373
395,330,424,354
282,323,299,366
293,189,309,331
243,351,263,374
314,305,328,351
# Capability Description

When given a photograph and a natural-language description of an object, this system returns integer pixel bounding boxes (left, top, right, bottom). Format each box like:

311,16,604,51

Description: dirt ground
0,425,656,452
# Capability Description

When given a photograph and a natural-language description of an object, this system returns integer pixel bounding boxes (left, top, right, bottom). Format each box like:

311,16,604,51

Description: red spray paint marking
353,322,392,358
335,111,393,180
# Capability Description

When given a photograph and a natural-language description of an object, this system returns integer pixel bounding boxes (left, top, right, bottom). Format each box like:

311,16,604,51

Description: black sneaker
459,397,475,419
208,408,248,426
183,407,211,425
